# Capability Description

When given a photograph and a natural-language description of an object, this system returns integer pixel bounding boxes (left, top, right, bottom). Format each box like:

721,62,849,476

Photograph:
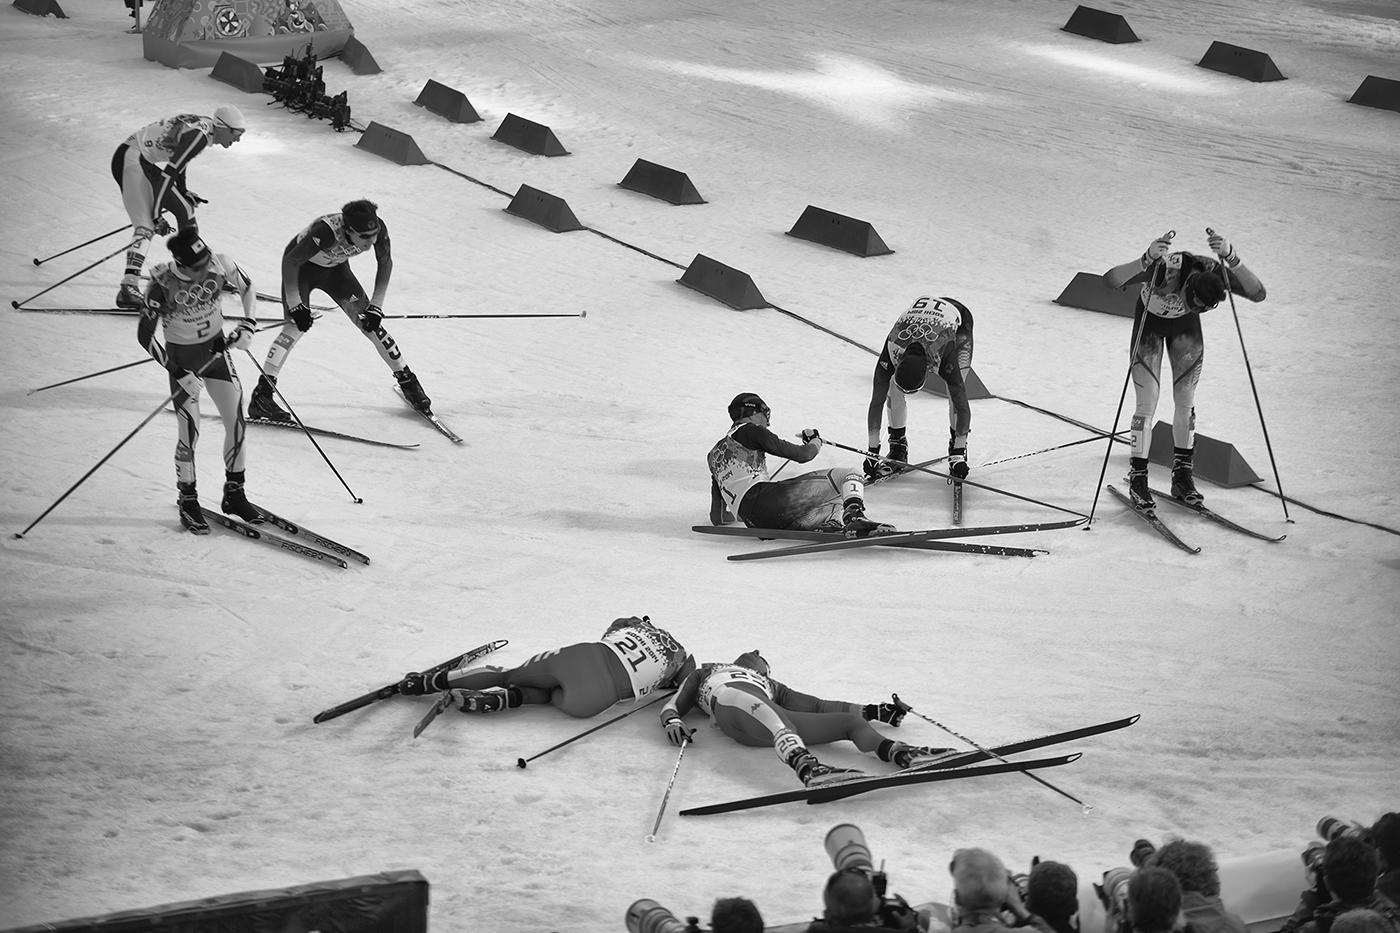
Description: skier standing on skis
1103,229,1266,511
248,199,434,422
658,651,952,788
709,392,895,538
864,296,975,483
136,229,261,534
398,616,694,717
111,105,247,310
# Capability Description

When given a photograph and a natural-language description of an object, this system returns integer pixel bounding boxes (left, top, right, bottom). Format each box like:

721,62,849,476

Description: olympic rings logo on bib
173,276,221,307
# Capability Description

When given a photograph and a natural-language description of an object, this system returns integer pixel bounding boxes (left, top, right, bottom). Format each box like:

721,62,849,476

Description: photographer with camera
947,848,1047,933
1145,839,1247,933
658,651,953,788
1373,814,1400,905
1025,859,1081,933
1125,868,1185,933
805,825,925,933
1281,831,1400,933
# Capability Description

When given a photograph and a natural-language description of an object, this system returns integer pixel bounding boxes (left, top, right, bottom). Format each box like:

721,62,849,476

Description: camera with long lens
824,824,924,932
1094,867,1135,933
624,899,700,933
1316,817,1367,843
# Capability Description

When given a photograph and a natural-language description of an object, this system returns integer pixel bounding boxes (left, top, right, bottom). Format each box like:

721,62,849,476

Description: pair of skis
196,505,368,568
692,518,1084,561
312,640,509,723
1107,485,1286,554
680,713,1139,815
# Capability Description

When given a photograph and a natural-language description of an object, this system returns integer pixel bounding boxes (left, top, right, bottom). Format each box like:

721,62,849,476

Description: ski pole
1086,234,1172,527
380,312,587,320
238,350,363,504
824,438,1087,518
515,691,674,769
981,431,1128,468
645,736,690,843
11,237,143,309
898,696,1092,812
1215,233,1291,523
28,323,284,395
14,354,221,538
28,358,154,395
32,224,133,267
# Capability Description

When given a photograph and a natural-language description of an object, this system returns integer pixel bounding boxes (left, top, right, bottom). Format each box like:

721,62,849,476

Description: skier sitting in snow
658,651,952,789
137,229,261,535
864,296,975,484
397,616,694,717
708,392,894,538
1102,228,1266,512
248,199,434,422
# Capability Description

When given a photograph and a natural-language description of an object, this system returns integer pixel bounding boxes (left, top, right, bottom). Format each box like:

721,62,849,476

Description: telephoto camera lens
1130,839,1157,868
1098,867,1135,916
625,899,692,933
825,823,875,873
1316,817,1365,842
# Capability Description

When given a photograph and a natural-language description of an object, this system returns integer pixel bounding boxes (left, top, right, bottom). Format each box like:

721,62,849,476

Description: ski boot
220,471,264,524
887,430,909,472
792,752,866,788
891,744,959,769
248,374,291,422
451,686,514,714
1171,448,1204,507
1127,457,1155,512
841,500,896,539
395,366,432,415
116,282,146,310
177,482,209,534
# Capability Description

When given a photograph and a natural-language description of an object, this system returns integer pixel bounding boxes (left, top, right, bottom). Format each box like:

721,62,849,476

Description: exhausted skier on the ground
708,392,894,538
398,616,695,716
658,651,952,788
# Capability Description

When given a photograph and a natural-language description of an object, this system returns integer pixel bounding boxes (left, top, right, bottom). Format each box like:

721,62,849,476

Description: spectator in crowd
1126,868,1184,933
1148,840,1247,933
949,848,1034,933
712,897,765,933
1373,814,1400,906
1282,836,1400,933
1333,911,1395,933
1026,859,1081,933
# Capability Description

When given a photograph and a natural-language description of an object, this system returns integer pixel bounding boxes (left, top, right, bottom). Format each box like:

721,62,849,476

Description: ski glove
153,217,174,236
227,322,256,351
399,671,447,696
863,694,911,727
798,428,822,445
662,715,694,747
863,446,885,481
289,303,314,332
358,303,384,333
170,369,203,399
1141,230,1175,267
1206,228,1239,267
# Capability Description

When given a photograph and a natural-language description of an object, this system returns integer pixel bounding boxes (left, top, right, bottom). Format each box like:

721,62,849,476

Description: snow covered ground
1,0,1397,930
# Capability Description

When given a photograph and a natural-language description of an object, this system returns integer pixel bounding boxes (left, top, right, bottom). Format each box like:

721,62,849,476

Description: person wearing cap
111,105,246,310
1103,228,1266,512
137,229,260,535
658,651,953,789
864,295,975,482
708,391,895,538
248,198,434,420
